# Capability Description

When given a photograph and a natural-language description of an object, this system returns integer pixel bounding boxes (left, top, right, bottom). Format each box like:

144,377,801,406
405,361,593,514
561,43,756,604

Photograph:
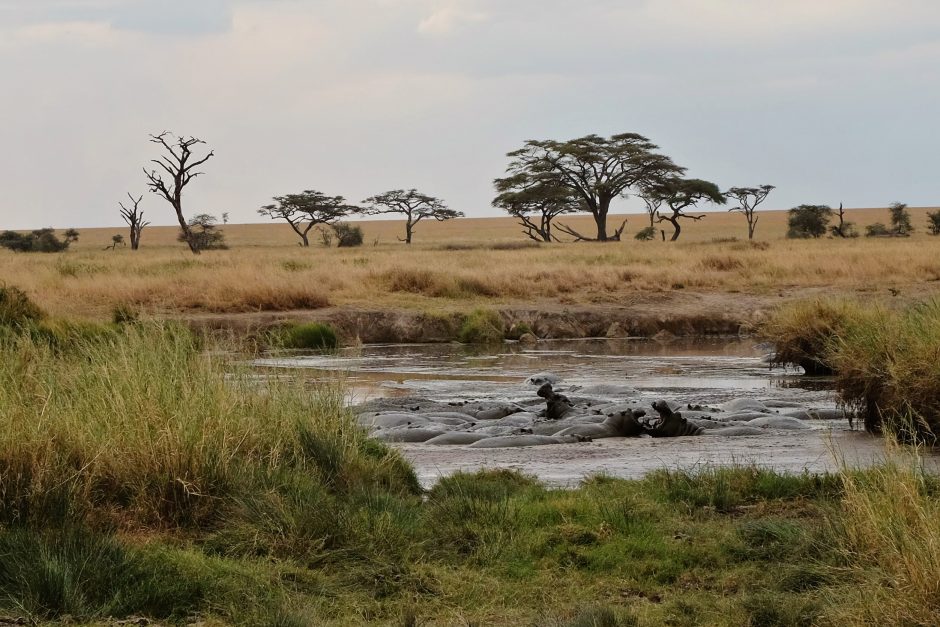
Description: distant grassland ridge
2,207,940,320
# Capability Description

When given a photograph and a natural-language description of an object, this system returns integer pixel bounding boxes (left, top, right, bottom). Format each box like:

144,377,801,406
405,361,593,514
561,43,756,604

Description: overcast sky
0,0,937,229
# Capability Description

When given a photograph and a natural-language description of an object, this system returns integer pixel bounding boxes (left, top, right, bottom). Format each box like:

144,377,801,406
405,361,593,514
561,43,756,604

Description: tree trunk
668,218,681,242
405,222,413,244
174,204,200,255
594,210,608,241
300,232,309,247
747,220,755,240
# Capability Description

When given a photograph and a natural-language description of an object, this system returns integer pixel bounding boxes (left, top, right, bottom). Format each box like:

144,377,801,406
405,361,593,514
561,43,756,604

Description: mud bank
398,430,904,489
185,290,776,343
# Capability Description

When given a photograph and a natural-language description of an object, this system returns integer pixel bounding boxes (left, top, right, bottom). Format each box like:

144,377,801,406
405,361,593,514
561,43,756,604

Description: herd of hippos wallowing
356,374,846,448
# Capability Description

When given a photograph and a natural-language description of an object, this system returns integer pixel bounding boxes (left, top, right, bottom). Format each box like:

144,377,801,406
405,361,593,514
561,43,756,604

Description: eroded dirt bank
184,290,786,343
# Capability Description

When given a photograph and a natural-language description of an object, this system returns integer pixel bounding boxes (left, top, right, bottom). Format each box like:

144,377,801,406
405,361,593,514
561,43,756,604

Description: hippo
526,373,562,386
529,415,606,436
705,426,765,437
554,410,646,439
747,416,812,430
373,428,450,443
721,398,770,413
469,434,591,448
645,401,704,437
537,383,575,420
359,414,431,429
425,432,492,445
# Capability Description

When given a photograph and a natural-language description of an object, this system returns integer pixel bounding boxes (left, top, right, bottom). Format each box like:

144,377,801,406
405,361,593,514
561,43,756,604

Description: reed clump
0,323,418,530
764,298,940,439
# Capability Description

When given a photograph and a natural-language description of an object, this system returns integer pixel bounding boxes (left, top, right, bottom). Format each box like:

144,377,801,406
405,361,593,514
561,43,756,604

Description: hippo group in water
356,376,835,448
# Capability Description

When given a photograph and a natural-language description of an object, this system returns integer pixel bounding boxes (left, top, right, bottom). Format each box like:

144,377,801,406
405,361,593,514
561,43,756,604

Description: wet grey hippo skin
469,434,591,448
425,432,492,445
705,426,765,437
554,410,646,439
645,401,705,437
537,383,575,420
374,428,450,443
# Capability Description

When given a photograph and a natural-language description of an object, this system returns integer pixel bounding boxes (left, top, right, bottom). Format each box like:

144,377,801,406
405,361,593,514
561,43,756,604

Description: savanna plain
2,208,940,626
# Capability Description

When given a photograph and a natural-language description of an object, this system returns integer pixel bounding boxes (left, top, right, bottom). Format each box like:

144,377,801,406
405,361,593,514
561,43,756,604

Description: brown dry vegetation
3,207,940,320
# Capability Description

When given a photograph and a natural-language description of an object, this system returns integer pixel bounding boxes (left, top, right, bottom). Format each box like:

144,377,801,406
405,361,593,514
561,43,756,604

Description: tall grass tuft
761,299,867,375
0,323,418,530
458,308,505,344
0,285,44,327
827,448,940,624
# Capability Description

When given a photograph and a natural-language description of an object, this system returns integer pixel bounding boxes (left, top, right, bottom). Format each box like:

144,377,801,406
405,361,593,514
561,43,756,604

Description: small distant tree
889,202,913,236
222,212,230,225
787,205,832,239
650,178,726,242
638,191,663,229
105,234,125,251
493,173,580,242
725,185,775,240
258,190,359,247
363,189,462,244
829,203,858,238
0,228,78,253
119,193,150,250
333,222,364,247
928,210,940,235
177,213,227,251
634,226,657,241
143,132,215,255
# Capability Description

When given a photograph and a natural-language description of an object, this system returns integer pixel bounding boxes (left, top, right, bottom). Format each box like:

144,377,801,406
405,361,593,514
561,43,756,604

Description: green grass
271,321,339,350
763,298,940,439
0,320,939,624
458,308,506,344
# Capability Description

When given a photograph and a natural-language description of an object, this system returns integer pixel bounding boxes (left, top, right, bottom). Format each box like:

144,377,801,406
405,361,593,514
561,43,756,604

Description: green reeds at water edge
763,298,940,440
0,312,938,624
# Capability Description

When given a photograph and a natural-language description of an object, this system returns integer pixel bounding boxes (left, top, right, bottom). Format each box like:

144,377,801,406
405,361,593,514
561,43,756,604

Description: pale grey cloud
0,0,938,229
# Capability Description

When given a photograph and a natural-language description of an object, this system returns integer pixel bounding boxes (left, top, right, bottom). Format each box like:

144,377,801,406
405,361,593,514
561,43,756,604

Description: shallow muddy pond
257,339,909,487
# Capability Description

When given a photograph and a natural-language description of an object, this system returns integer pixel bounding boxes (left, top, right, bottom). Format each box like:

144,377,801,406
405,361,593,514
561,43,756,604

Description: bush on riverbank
458,308,505,343
763,298,940,439
272,321,339,350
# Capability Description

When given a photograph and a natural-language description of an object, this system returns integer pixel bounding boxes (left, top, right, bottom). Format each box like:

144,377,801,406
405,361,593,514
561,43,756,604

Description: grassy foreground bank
0,324,938,625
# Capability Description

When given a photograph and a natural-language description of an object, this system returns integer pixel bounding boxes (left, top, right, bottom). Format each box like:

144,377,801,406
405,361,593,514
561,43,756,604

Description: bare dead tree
143,132,214,255
119,193,150,250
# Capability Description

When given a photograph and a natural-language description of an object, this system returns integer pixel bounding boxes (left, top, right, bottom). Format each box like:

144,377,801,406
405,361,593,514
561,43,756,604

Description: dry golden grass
4,207,940,319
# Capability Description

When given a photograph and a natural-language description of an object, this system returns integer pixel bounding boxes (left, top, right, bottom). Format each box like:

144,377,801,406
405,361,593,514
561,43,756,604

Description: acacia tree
119,193,150,250
500,133,683,241
258,190,359,247
143,132,214,255
493,173,580,242
651,178,726,241
725,185,774,240
362,189,462,244
889,202,913,236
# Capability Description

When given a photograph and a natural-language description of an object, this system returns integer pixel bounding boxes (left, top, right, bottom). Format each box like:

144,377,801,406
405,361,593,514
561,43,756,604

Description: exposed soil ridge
183,291,775,343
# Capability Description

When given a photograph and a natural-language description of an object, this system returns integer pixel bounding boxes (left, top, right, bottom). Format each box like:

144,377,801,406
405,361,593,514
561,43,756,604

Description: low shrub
457,308,505,344
634,226,657,241
272,322,339,350
333,222,364,247
0,285,44,326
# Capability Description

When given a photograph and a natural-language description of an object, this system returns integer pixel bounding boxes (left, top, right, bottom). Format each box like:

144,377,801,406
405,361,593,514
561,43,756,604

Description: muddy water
257,339,898,487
